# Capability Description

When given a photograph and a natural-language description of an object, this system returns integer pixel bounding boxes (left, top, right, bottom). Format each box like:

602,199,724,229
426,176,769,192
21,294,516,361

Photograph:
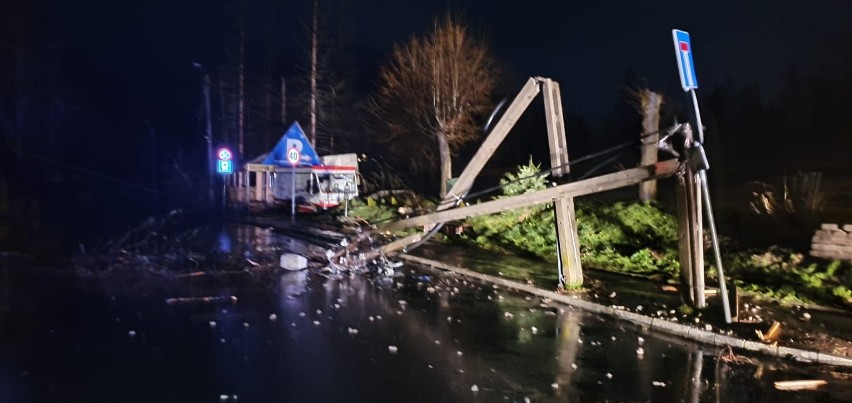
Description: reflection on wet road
1,224,849,402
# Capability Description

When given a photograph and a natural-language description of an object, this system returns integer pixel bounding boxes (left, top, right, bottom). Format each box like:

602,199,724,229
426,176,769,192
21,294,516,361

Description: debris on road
280,253,308,271
166,295,238,305
773,380,827,390
756,321,782,344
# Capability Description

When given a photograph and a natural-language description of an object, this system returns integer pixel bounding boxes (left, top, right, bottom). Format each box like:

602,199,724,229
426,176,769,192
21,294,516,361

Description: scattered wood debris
166,296,238,305
773,380,827,391
719,345,753,365
756,321,782,344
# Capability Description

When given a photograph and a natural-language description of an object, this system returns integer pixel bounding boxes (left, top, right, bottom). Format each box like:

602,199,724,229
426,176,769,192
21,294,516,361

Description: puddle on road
1,223,850,402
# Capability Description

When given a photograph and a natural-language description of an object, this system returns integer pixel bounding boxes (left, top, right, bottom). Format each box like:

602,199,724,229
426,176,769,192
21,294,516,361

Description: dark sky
8,0,852,146
352,0,852,119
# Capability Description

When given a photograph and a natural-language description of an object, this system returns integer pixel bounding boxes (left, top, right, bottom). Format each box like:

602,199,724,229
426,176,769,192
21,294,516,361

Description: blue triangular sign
262,121,322,166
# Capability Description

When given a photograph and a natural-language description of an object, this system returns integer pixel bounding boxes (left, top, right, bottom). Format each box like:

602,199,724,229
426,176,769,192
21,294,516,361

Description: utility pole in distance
194,62,215,208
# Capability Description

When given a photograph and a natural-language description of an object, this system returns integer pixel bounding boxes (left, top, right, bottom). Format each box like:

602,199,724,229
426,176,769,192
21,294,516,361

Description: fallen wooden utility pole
438,77,541,210
381,159,679,232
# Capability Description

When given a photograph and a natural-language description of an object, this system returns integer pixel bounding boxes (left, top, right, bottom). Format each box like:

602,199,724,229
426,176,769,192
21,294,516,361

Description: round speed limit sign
286,146,300,166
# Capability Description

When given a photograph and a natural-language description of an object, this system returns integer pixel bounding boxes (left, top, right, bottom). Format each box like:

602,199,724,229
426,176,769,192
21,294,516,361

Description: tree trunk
238,1,246,158
309,0,318,148
437,131,451,198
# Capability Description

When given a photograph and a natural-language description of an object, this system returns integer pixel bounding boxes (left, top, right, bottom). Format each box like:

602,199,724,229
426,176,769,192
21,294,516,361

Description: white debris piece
636,347,644,357
313,320,320,326
470,385,479,392
551,383,559,389
652,381,667,387
388,345,398,354
347,327,359,336
280,253,308,271
209,321,217,328
606,373,613,379
269,314,277,321
531,326,538,335
128,330,136,338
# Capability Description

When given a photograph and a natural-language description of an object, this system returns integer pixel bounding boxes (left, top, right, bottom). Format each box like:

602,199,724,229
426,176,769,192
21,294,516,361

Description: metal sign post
216,147,234,211
287,145,300,222
672,29,732,323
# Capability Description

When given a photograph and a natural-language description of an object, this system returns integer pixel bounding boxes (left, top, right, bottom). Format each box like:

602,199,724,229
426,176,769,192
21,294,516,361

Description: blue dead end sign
672,29,698,91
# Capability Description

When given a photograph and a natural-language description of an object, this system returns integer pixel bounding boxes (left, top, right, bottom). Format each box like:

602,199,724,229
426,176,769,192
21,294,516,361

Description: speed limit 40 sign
286,146,300,166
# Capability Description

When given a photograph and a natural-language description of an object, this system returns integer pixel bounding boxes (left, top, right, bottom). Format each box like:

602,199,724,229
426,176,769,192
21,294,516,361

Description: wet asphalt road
1,223,850,402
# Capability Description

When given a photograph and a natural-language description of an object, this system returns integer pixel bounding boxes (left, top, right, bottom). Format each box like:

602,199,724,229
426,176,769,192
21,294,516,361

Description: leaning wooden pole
542,79,582,288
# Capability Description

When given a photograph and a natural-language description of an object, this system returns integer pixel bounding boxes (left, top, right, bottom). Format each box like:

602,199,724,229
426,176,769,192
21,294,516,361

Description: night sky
12,0,851,124
3,0,852,193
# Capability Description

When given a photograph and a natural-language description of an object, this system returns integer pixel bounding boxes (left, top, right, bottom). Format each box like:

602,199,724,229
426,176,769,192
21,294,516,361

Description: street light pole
195,63,215,208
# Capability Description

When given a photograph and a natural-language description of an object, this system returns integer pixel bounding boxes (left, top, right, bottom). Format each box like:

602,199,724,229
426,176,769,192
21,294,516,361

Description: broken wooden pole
638,89,663,201
542,78,582,288
381,160,679,232
676,164,704,307
439,77,541,210
554,197,582,287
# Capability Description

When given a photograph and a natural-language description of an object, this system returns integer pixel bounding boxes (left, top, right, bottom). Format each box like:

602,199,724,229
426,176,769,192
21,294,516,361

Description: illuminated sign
217,147,234,174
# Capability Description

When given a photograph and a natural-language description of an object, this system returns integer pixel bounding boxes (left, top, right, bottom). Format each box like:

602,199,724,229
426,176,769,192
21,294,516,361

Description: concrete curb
398,254,852,368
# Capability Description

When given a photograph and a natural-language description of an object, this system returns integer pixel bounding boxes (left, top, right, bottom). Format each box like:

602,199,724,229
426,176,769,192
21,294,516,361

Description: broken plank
774,380,827,390
166,296,238,305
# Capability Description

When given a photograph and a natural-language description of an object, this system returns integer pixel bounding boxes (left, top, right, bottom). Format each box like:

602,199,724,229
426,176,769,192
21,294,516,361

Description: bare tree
373,14,500,197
